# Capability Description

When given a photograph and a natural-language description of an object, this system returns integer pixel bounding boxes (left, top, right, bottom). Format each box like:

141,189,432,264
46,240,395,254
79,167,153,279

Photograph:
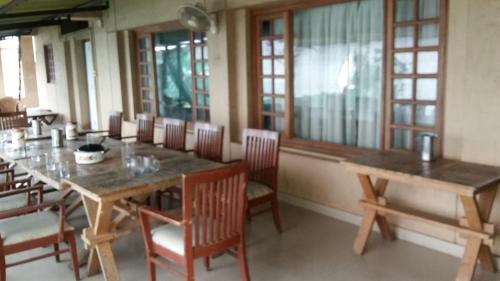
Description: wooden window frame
43,44,55,83
133,23,210,122
190,32,210,122
250,0,447,157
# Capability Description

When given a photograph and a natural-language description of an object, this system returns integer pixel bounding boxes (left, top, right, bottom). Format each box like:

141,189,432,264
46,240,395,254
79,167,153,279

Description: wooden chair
0,183,80,280
108,111,123,139
191,122,224,162
122,113,155,144
0,111,28,130
0,98,22,113
139,162,250,281
156,122,224,209
157,118,187,151
242,128,282,232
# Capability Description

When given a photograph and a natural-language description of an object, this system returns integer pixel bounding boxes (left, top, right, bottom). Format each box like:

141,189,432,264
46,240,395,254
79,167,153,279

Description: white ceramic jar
65,122,78,140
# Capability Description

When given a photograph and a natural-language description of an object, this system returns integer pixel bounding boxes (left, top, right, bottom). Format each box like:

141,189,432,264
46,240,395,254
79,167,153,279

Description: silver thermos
51,128,64,148
421,134,437,162
32,119,42,136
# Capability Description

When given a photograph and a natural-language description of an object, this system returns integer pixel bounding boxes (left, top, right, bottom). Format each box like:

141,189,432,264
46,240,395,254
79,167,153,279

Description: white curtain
293,0,383,149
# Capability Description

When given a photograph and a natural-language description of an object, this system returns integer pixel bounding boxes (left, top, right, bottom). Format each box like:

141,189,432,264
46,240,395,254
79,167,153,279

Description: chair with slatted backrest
139,162,250,281
160,118,186,151
108,111,123,139
242,128,282,232
136,113,155,144
0,180,79,281
0,111,28,131
193,122,224,162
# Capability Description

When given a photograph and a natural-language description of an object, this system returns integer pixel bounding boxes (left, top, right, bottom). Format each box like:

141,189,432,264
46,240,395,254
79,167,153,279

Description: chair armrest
0,198,62,220
0,184,43,206
120,135,137,140
0,162,10,170
182,149,195,154
139,206,184,227
154,142,164,147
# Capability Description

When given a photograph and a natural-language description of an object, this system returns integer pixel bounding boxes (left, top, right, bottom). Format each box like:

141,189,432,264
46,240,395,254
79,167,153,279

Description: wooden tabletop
343,152,500,196
5,137,221,201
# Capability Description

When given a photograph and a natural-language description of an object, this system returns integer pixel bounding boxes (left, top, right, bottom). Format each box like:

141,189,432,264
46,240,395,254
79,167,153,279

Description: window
135,28,210,122
44,44,55,83
386,0,445,153
252,0,446,155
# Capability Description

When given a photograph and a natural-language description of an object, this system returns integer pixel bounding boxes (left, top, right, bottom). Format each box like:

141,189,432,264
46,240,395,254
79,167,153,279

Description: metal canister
421,134,437,162
51,128,64,148
32,119,42,136
11,128,25,149
65,122,78,140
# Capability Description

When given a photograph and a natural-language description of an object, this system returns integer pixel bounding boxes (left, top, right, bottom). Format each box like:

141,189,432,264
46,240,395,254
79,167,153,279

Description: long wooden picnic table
342,152,500,281
0,136,221,281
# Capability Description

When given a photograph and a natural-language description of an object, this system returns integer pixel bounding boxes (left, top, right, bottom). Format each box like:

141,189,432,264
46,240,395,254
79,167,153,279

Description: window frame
250,0,447,157
133,22,211,122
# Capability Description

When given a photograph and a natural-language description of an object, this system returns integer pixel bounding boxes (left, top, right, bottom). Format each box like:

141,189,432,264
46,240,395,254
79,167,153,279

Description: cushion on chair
0,193,27,212
151,224,186,256
0,211,74,246
247,181,273,200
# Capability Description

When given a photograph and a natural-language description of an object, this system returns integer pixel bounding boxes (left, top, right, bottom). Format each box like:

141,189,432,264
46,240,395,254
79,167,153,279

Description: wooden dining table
0,136,221,281
342,152,500,281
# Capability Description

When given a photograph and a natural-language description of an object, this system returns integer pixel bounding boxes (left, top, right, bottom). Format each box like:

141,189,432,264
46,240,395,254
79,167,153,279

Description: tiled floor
5,202,499,281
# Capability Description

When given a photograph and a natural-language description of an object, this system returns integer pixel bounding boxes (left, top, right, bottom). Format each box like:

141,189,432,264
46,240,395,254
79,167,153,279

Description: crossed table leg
352,173,498,281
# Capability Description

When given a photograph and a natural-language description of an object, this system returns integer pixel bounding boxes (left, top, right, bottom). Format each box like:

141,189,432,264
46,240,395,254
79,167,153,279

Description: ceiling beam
0,0,30,14
0,19,68,31
0,3,109,19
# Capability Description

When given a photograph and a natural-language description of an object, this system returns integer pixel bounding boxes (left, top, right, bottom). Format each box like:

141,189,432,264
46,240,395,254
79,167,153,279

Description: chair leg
156,191,163,210
186,260,194,281
204,256,210,271
54,243,60,262
0,248,5,281
238,241,250,281
147,257,156,281
66,232,80,280
271,197,282,233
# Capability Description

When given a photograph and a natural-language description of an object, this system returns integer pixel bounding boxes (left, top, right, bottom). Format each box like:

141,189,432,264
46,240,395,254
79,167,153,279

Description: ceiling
0,0,108,38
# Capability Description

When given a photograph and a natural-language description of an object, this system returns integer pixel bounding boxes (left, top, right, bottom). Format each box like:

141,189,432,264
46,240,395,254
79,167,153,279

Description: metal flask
32,119,42,136
421,134,437,162
51,128,64,148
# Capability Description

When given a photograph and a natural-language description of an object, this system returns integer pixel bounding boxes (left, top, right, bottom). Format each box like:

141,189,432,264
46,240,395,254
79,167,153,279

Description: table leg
353,209,377,255
81,196,100,276
456,188,498,281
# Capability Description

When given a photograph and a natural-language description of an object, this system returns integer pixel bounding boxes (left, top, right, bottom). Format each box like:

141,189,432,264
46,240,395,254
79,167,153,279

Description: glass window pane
139,38,149,49
396,0,414,22
273,18,284,36
419,0,440,19
205,95,210,107
392,104,412,125
262,59,272,75
418,24,439,47
274,58,285,75
197,94,204,106
196,78,204,90
292,2,383,149
195,47,203,60
393,79,413,99
416,78,437,100
263,115,272,130
274,78,285,95
275,97,285,113
196,109,206,121
204,79,209,91
261,40,272,56
142,90,151,100
262,78,272,94
261,20,271,36
143,103,152,113
141,77,150,88
416,105,436,127
262,96,272,112
273,39,284,56
203,46,208,59
155,30,193,121
415,131,434,152
275,116,284,132
203,63,209,76
392,128,411,150
140,64,149,75
195,62,203,75
394,26,414,48
394,52,413,74
417,51,438,74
